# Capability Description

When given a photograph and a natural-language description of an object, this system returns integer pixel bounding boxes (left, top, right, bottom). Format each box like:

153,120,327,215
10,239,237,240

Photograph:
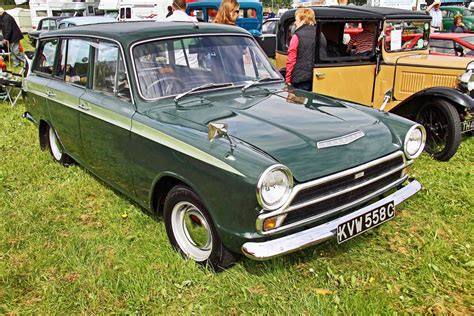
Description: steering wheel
146,77,185,97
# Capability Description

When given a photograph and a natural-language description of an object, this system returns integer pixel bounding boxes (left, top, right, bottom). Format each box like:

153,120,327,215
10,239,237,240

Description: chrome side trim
256,151,407,231
242,179,422,260
259,175,408,235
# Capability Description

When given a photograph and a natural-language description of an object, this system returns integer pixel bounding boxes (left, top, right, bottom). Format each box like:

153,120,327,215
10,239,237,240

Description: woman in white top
165,0,198,22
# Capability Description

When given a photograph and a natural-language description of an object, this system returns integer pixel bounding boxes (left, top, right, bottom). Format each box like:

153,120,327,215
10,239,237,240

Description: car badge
354,171,365,179
317,131,365,149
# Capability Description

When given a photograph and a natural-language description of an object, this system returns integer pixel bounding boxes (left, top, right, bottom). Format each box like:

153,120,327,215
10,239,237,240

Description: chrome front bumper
242,179,422,260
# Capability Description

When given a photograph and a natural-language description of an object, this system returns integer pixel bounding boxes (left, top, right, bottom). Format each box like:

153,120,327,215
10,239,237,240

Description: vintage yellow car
277,6,474,161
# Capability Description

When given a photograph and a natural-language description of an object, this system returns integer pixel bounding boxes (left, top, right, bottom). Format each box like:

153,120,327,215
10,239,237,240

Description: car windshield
384,20,430,52
461,9,472,16
133,35,280,100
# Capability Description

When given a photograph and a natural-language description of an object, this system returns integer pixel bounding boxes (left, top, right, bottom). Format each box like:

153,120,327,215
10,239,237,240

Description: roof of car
41,21,250,45
59,16,117,25
280,6,429,23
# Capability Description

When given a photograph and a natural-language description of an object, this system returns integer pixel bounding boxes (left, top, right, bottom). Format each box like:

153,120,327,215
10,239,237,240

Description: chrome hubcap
171,201,212,261
49,127,63,161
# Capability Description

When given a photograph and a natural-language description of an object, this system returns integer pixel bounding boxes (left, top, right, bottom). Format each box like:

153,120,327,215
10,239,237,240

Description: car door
25,38,57,122
79,40,134,192
46,38,91,159
313,21,377,106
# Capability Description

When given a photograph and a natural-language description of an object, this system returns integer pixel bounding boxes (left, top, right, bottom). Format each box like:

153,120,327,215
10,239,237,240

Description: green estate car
23,21,425,270
441,6,474,32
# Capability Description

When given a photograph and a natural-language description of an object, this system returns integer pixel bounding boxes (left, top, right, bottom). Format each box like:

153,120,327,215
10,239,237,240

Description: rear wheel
46,124,72,165
416,100,461,161
163,185,237,271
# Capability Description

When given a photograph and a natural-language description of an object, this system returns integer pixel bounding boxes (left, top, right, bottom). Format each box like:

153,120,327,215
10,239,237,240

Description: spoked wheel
164,185,237,271
416,100,461,161
46,124,72,165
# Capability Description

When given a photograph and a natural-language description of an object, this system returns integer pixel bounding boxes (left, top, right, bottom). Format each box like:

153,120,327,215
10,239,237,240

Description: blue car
186,0,263,36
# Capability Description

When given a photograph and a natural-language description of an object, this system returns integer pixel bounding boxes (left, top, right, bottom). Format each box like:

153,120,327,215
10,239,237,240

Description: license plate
462,119,474,132
337,201,395,244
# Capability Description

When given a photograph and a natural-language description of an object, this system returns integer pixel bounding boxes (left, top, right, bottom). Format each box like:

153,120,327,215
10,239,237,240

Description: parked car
28,16,66,47
277,6,474,161
440,6,473,32
430,32,474,57
57,16,117,29
187,0,263,36
23,21,425,270
258,17,279,57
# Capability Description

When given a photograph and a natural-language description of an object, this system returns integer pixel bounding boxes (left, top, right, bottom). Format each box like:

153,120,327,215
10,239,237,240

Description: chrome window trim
258,175,408,235
35,34,136,106
256,151,409,233
129,33,260,102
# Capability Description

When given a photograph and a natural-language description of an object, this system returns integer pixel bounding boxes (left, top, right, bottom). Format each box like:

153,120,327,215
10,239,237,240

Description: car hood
153,89,401,183
396,53,469,69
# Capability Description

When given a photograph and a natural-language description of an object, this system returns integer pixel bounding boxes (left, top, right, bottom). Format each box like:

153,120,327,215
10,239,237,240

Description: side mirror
208,122,228,142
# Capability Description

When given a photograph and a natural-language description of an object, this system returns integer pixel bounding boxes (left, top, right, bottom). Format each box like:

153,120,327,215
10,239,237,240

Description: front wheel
416,100,461,161
163,185,237,271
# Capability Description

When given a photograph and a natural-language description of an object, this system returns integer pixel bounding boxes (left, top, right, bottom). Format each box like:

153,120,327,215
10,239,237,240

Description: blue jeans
9,42,25,67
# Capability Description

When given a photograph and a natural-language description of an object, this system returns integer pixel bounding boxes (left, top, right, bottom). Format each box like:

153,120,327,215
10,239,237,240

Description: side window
65,39,91,86
93,41,131,102
430,39,455,55
33,39,58,75
126,8,131,19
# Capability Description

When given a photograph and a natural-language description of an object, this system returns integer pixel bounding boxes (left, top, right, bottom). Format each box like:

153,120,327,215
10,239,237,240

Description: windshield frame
130,33,280,101
383,19,431,54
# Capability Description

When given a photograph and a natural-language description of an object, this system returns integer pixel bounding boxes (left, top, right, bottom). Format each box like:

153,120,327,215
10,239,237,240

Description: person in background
164,0,198,68
214,0,240,25
268,10,275,18
337,0,348,5
285,8,316,91
451,14,468,33
165,0,197,22
426,0,443,32
0,7,24,67
214,0,244,76
347,22,377,56
166,5,173,18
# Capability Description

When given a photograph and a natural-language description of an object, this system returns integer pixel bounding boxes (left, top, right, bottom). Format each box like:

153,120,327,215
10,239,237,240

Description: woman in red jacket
285,8,316,91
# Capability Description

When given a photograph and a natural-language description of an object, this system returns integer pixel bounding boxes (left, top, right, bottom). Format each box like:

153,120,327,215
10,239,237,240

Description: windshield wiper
241,78,283,92
174,83,233,104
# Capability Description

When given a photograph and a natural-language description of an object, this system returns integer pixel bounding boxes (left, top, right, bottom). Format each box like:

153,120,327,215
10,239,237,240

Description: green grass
0,40,473,314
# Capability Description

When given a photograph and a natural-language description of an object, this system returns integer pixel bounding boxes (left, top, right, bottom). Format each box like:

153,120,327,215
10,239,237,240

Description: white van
6,8,33,33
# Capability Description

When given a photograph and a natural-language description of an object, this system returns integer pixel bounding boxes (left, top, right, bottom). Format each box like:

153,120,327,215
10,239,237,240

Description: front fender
395,87,474,115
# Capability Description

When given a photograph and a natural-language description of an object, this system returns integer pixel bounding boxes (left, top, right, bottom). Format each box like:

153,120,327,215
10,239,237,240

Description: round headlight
404,125,426,159
257,165,293,210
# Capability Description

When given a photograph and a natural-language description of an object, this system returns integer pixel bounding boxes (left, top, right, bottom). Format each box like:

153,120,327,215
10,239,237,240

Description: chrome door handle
46,91,56,98
315,72,325,79
78,103,90,111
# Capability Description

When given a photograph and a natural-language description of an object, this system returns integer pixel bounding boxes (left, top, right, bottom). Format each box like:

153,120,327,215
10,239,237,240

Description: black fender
393,87,474,119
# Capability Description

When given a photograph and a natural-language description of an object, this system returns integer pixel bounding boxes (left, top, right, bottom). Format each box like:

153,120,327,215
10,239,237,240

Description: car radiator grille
284,171,402,226
258,151,409,234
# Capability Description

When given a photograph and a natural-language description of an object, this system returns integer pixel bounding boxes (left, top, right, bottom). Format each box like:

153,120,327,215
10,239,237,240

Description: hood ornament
317,131,365,149
208,122,237,160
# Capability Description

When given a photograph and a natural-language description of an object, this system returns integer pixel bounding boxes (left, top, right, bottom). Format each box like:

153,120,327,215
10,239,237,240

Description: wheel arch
392,87,473,120
149,172,205,216
39,119,49,150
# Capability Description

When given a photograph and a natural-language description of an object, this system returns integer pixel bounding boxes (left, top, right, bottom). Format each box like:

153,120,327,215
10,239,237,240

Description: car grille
258,151,409,234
